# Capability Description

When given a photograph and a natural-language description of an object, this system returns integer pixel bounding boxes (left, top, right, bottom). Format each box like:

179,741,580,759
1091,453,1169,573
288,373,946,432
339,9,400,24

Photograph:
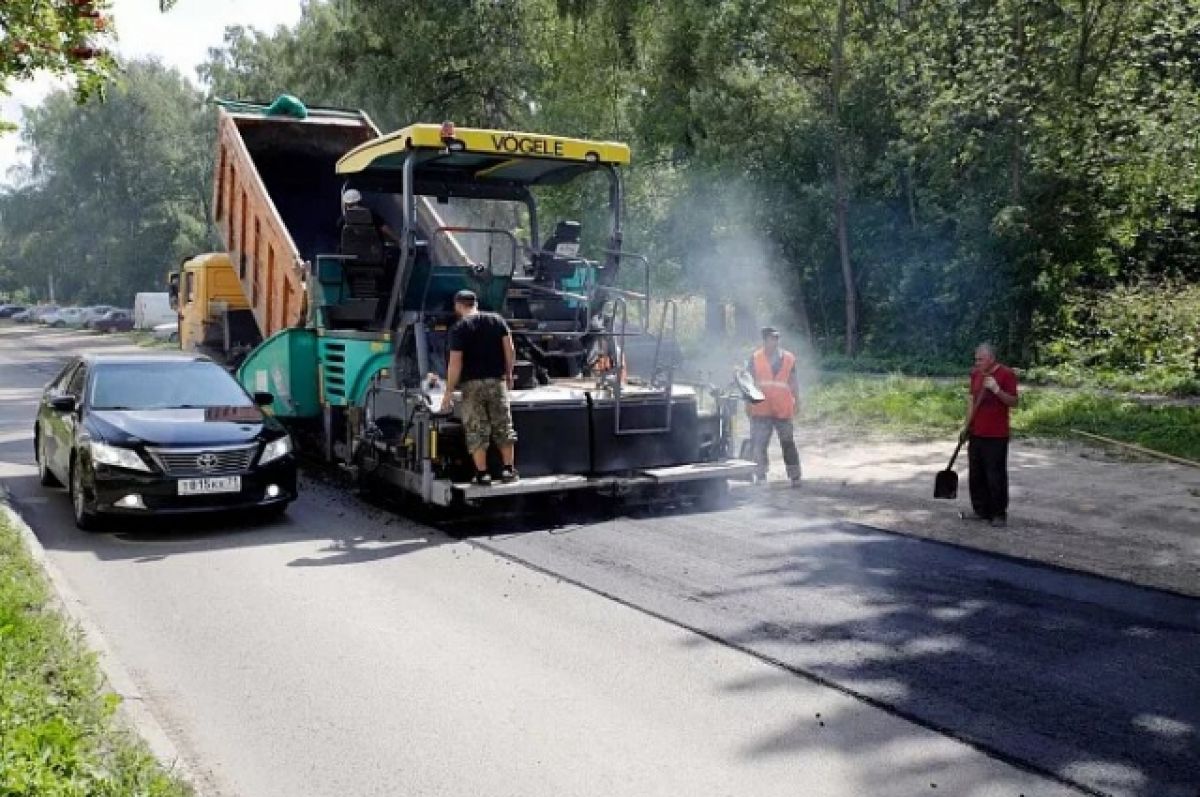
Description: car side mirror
253,392,275,407
50,395,77,413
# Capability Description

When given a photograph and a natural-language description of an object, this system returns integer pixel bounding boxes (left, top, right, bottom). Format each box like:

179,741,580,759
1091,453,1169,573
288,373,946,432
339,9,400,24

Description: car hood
87,408,276,447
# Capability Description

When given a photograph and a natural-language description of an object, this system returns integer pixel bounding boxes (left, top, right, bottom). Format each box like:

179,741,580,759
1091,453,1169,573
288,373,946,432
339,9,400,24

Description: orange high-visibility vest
750,348,796,418
596,351,627,385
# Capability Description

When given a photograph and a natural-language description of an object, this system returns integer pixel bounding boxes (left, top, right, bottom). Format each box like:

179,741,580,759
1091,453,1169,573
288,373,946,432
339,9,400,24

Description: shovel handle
946,389,987,470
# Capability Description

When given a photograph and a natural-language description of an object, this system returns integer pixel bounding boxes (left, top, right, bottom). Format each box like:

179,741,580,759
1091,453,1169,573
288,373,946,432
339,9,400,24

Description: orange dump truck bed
212,103,380,338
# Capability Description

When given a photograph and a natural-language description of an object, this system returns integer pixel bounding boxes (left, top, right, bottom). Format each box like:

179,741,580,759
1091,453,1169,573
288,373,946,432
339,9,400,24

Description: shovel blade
933,469,958,499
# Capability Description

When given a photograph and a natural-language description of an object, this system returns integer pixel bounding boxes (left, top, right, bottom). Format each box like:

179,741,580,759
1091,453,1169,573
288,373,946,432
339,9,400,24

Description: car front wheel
36,429,61,487
70,457,100,532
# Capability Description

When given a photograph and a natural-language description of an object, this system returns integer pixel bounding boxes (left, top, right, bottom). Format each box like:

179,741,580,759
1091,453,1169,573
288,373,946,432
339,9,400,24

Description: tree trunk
1010,4,1025,205
831,0,858,357
794,280,815,344
733,301,758,342
906,160,918,229
705,291,727,337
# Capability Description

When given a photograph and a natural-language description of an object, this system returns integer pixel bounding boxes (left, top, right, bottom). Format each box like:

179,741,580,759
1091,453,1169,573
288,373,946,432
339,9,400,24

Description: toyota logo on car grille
196,453,219,472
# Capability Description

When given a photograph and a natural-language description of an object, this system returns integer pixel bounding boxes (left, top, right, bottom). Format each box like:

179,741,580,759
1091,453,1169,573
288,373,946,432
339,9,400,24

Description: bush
818,352,963,378
1039,282,1200,392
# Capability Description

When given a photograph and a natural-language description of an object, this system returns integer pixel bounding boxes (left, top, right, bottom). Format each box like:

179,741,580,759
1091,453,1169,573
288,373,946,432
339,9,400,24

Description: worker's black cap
453,290,477,304
761,326,780,338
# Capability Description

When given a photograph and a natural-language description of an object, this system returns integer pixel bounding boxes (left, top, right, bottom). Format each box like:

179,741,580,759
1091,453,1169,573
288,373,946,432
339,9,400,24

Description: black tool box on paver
589,394,700,473
508,396,592,478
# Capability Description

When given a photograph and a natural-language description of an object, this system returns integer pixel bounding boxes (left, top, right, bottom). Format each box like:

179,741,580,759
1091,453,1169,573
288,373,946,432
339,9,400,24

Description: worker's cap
761,326,780,338
342,188,362,205
453,289,477,305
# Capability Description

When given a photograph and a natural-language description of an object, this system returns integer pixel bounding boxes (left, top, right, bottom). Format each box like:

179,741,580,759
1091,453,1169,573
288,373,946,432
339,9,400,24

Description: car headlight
89,441,151,472
259,435,293,466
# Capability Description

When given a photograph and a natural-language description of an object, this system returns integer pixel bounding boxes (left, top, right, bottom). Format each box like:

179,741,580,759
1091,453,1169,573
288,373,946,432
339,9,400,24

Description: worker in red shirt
743,326,802,487
962,343,1019,526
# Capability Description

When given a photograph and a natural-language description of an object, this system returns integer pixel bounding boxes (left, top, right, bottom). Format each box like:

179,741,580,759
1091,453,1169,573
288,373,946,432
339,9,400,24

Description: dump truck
186,97,753,509
168,254,259,363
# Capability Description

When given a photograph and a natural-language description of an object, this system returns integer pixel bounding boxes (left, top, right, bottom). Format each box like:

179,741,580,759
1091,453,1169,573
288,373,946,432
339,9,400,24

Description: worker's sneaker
790,477,801,489
990,516,1007,528
499,466,519,483
472,471,492,487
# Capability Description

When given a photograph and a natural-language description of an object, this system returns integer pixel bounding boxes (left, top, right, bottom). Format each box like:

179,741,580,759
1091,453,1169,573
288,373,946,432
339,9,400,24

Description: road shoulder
755,427,1200,597
0,485,203,793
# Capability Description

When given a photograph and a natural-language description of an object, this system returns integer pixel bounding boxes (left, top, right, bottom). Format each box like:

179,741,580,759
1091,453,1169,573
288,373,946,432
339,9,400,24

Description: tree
0,1,119,127
175,0,1200,365
0,59,211,304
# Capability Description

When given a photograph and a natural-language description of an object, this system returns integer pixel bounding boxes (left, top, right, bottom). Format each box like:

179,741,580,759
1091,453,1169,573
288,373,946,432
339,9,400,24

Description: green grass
1023,363,1200,397
125,330,176,350
804,375,1200,461
0,511,192,797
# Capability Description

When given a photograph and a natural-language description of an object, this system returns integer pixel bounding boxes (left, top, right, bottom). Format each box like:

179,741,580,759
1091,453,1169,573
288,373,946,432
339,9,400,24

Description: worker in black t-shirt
438,290,518,485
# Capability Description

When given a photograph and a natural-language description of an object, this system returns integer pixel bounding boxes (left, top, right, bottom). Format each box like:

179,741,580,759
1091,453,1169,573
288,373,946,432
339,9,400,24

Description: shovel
934,391,985,500
733,369,765,462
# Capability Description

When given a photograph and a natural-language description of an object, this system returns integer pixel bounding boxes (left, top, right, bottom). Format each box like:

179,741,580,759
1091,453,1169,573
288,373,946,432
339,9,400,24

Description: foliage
1043,281,1200,372
803,375,1200,461
0,60,213,304
0,510,192,796
1017,280,1200,395
0,0,118,131
817,353,963,378
4,0,1200,370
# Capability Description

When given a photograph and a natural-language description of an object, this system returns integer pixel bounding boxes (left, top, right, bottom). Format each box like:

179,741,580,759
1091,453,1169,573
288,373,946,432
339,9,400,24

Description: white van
134,292,175,329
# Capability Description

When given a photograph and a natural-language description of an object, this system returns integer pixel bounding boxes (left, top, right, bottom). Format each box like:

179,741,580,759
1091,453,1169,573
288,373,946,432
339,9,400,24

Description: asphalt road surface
1,324,1196,797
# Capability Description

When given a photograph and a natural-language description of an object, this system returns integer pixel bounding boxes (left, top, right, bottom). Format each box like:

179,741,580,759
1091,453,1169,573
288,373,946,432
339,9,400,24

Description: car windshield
89,361,254,410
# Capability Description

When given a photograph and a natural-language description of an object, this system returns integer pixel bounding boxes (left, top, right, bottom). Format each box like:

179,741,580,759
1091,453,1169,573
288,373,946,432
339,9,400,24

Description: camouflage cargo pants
461,378,518,453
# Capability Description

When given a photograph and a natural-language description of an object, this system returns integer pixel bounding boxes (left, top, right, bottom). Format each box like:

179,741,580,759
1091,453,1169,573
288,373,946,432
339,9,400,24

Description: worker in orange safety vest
587,317,627,384
743,326,801,486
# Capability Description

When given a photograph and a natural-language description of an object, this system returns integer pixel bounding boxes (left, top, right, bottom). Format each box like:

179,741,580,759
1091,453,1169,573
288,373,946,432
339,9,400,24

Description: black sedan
90,309,135,333
34,353,297,530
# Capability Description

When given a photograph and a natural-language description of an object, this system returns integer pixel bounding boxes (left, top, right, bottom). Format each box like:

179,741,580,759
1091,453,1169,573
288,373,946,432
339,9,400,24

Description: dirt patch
749,426,1200,597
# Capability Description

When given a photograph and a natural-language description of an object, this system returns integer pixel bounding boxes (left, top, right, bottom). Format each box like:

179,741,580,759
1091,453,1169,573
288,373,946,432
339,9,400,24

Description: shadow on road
3,471,454,568
684,518,1200,797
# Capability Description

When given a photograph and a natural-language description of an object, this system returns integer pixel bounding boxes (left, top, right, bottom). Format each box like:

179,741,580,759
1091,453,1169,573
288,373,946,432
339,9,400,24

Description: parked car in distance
152,321,179,342
34,353,297,529
80,305,115,326
0,304,27,319
90,309,134,333
16,305,59,324
43,307,85,328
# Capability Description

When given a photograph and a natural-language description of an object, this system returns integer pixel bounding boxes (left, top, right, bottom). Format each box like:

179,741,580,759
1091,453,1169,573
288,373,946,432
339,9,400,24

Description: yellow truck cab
168,253,260,364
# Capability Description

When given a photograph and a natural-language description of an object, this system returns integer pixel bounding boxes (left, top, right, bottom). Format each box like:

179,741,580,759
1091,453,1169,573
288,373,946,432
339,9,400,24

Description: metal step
640,460,757,484
453,474,606,500
450,459,757,500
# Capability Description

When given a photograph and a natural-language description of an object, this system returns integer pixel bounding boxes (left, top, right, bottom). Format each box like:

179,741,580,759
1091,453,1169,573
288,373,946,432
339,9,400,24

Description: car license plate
177,476,241,495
